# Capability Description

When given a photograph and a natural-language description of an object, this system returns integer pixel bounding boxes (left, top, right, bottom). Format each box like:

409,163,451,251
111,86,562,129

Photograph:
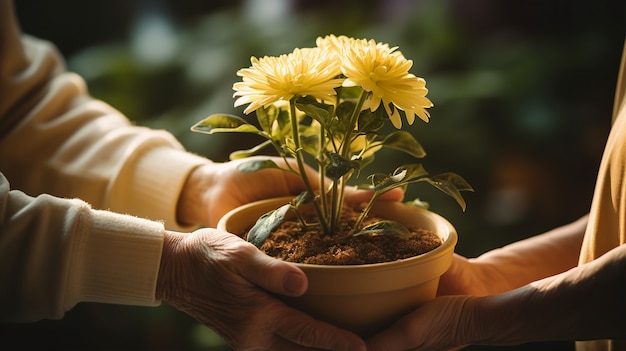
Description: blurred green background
2,0,625,350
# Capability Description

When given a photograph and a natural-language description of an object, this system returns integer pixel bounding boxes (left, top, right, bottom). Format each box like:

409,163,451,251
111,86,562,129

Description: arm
0,0,207,231
471,241,626,345
0,173,164,322
0,173,367,351
438,215,587,296
0,1,396,233
367,239,626,350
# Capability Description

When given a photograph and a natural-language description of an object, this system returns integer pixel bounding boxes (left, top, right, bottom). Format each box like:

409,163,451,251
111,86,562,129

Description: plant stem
318,121,328,224
331,90,369,232
350,191,379,235
340,90,369,156
289,98,331,234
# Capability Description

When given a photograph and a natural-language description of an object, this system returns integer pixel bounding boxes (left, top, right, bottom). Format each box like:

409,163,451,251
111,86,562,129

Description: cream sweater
0,0,208,322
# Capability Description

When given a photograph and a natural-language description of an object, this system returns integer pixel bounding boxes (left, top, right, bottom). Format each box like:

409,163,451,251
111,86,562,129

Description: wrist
156,230,185,300
176,164,213,226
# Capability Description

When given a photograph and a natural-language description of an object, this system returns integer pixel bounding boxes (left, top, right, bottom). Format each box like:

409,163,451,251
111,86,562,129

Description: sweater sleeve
0,0,209,232
0,172,165,322
0,0,209,322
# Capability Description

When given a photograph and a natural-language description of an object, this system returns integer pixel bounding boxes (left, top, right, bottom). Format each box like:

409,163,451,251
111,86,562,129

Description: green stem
318,124,328,223
340,90,369,157
330,90,369,232
289,98,330,234
350,191,379,235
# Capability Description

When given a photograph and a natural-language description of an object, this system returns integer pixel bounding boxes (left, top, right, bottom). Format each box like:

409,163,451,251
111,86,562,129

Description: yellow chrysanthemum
315,34,353,57
233,47,343,114
340,38,433,128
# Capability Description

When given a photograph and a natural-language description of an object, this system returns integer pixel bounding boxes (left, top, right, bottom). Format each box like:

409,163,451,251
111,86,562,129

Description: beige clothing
576,39,626,350
0,0,208,321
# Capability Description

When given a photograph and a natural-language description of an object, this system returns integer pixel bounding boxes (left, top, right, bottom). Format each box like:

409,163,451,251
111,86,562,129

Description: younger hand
156,228,366,351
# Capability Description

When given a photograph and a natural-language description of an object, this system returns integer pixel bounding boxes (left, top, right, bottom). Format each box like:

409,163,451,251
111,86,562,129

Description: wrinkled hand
156,228,366,351
177,157,312,227
366,295,477,351
178,156,404,228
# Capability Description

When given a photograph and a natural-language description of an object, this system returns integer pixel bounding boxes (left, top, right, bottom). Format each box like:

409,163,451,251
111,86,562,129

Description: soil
258,202,442,265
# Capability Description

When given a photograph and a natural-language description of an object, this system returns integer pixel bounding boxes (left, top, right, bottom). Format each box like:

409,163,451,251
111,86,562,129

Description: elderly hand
176,157,319,227
156,228,366,350
177,156,404,228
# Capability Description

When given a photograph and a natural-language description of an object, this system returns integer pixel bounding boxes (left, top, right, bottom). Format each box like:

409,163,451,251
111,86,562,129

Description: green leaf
421,173,474,211
294,191,314,206
380,131,427,159
338,86,363,100
299,133,320,157
366,167,473,211
357,164,429,194
255,105,276,134
325,152,359,180
295,96,333,125
191,114,260,134
353,220,411,237
299,123,321,156
354,154,375,174
236,159,283,173
275,107,292,139
332,101,356,135
395,163,429,181
229,140,273,160
357,107,386,134
247,204,291,248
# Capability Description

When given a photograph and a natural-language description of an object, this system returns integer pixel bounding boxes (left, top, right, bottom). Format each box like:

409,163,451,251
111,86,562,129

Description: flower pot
217,196,458,336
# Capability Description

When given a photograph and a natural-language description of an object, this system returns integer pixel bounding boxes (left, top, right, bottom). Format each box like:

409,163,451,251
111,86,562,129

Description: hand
177,156,404,228
365,255,491,351
366,295,476,351
436,254,493,297
177,156,320,227
156,228,366,350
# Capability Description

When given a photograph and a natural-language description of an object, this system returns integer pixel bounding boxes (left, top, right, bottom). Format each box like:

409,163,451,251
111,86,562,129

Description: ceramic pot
217,196,458,336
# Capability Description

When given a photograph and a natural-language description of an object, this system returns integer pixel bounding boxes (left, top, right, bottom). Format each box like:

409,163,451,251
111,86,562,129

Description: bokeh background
2,0,625,350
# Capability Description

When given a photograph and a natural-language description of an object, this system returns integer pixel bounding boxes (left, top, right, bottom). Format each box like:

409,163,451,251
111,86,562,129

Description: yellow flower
315,34,353,57
340,38,433,128
233,47,343,114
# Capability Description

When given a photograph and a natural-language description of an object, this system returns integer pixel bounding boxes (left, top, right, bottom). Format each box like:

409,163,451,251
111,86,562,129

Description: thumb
239,248,309,296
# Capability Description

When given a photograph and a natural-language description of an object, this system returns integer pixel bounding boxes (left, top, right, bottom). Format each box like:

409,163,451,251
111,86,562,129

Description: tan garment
576,39,626,350
0,0,208,321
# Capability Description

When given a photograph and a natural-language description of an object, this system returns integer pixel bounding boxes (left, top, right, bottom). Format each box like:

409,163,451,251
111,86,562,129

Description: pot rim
218,196,458,271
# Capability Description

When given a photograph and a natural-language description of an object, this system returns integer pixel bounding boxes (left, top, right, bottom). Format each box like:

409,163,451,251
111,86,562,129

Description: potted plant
191,34,473,336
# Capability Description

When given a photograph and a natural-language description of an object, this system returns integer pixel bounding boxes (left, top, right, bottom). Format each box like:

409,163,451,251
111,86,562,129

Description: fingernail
283,271,306,295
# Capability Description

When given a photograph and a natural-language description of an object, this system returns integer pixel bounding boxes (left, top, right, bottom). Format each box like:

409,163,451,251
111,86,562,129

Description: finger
274,307,366,351
366,326,412,351
344,186,404,203
376,187,404,201
238,245,309,296
437,254,471,296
